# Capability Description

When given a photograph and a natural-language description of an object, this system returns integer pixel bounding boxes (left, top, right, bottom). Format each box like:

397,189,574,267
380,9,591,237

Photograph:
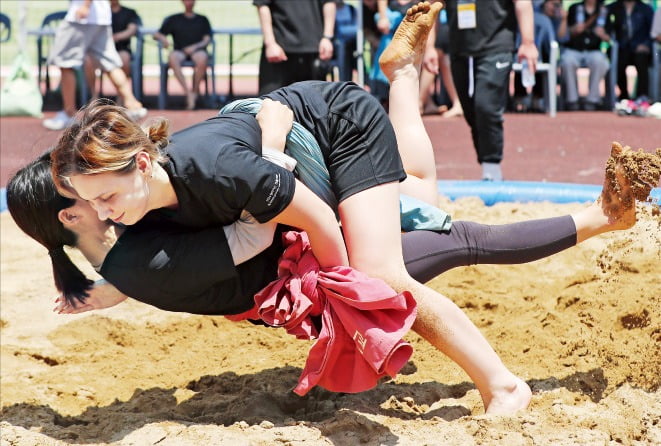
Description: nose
94,202,113,221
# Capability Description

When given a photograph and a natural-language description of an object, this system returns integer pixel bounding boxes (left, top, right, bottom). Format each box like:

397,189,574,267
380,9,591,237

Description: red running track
1,103,660,189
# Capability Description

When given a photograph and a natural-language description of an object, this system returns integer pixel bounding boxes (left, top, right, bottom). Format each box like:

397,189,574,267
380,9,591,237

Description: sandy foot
379,1,443,80
601,141,661,229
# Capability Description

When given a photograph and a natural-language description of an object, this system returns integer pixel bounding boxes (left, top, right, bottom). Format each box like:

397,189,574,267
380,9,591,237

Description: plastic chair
511,12,560,117
0,12,11,43
37,11,67,96
157,36,217,109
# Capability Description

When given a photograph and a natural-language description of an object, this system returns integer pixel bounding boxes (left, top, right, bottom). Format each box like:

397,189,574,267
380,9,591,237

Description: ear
135,151,153,178
58,208,79,228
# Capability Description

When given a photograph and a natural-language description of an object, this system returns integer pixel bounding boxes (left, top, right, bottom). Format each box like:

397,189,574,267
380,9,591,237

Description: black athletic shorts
265,81,406,203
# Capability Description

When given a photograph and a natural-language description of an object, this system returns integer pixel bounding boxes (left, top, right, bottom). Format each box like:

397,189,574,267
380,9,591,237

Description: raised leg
380,1,443,206
345,1,532,415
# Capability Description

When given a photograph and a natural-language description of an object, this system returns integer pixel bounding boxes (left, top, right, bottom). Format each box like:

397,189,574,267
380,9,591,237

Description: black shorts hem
336,170,406,203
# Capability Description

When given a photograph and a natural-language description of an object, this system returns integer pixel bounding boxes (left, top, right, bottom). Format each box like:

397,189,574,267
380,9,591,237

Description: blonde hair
51,99,170,191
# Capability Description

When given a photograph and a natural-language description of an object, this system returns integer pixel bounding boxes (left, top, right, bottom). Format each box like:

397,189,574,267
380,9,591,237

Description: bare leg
352,1,532,415
439,52,463,118
189,51,209,110
168,51,193,109
381,1,440,206
84,56,100,102
60,68,77,117
106,67,143,111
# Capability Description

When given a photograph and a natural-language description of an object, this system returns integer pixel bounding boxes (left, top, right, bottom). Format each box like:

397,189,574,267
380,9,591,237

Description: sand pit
1,197,660,445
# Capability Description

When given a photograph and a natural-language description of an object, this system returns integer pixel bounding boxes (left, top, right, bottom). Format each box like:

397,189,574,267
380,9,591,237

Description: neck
149,163,179,210
76,224,124,270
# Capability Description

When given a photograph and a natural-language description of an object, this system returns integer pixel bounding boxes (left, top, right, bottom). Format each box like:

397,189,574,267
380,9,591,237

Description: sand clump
2,195,660,445
604,141,661,210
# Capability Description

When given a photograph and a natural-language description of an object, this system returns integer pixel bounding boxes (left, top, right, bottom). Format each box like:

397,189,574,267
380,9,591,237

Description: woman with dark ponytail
6,151,95,304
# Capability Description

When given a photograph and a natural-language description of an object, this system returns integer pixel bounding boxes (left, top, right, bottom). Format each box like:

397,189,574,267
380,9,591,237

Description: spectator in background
153,0,212,110
420,8,463,117
511,0,568,113
84,0,141,104
559,0,610,111
604,0,654,102
43,0,146,130
542,0,568,43
363,0,381,59
254,0,336,95
445,0,538,181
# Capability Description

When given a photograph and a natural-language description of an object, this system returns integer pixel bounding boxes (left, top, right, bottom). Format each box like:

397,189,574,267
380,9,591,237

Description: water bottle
521,59,535,88
576,4,585,24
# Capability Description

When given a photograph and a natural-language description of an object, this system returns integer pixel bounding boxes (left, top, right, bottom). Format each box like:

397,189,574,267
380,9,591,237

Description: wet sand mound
2,198,660,445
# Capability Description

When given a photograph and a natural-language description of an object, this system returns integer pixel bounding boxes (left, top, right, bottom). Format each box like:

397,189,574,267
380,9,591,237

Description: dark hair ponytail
6,151,94,306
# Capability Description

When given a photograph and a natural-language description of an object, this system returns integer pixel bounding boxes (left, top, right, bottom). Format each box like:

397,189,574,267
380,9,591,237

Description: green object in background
0,52,43,117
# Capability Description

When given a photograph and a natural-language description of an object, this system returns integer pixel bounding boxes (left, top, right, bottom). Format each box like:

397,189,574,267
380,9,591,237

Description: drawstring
468,56,474,98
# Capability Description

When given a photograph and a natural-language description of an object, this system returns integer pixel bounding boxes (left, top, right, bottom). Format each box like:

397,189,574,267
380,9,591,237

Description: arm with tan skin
318,1,336,61
55,280,127,314
376,0,391,34
273,179,348,268
514,0,539,73
257,5,287,62
113,21,138,43
182,34,211,58
75,0,93,20
153,31,170,49
255,98,348,267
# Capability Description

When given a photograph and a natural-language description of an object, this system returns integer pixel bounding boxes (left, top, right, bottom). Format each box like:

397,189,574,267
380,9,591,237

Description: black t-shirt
112,6,140,53
446,0,517,57
100,221,283,315
566,2,604,51
253,0,334,53
148,112,296,229
158,13,212,50
100,112,296,315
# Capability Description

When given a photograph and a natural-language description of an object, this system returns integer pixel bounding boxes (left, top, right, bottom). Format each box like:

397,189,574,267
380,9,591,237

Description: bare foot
484,376,532,416
442,103,463,118
600,142,661,230
379,1,443,81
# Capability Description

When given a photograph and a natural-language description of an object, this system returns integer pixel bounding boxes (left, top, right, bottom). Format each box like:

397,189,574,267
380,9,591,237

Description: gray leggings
402,215,577,283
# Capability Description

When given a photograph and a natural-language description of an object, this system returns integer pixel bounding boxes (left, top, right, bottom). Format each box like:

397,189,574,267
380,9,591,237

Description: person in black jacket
444,0,538,181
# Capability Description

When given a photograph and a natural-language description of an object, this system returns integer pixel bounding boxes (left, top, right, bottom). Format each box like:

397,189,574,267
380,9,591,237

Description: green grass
0,0,263,69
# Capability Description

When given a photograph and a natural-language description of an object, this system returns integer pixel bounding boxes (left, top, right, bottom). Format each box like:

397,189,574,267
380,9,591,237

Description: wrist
322,35,334,41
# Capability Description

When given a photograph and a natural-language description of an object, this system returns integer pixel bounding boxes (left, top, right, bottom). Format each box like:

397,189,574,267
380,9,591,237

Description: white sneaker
126,107,147,121
43,111,75,130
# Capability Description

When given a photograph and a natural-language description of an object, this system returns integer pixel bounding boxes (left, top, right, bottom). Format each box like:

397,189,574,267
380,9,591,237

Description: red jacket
229,231,417,395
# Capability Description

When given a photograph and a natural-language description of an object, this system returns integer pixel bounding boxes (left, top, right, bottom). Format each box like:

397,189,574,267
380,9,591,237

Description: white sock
482,162,503,181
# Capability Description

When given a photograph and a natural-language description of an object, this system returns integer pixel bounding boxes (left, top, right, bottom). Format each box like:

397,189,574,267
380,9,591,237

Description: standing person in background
84,0,141,104
43,0,146,130
511,0,567,113
604,0,654,102
420,6,463,117
559,0,610,111
254,0,336,95
153,0,212,110
444,0,538,181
